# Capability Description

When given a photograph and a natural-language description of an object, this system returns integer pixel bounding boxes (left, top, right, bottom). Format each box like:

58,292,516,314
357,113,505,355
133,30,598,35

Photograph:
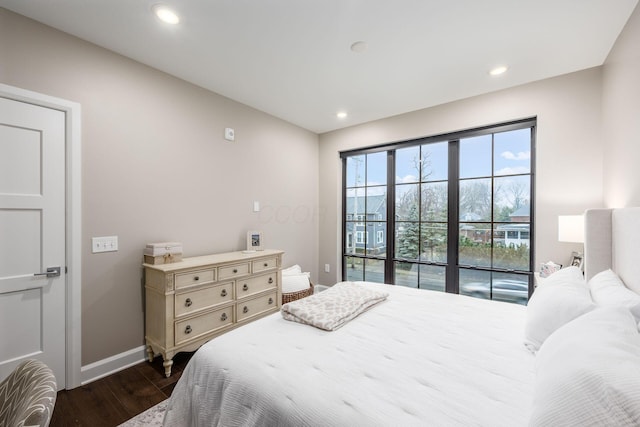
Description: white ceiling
1,0,637,134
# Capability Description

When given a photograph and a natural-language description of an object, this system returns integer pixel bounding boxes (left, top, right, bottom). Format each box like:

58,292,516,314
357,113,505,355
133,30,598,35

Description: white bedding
163,282,534,426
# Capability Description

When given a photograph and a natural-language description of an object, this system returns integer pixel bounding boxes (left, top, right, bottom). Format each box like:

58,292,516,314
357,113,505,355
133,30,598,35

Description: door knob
34,267,61,278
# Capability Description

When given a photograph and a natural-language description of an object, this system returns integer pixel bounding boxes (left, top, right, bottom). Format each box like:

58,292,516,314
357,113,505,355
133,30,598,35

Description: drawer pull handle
233,269,238,273
243,284,249,291
268,277,273,284
185,325,192,334
221,289,227,297
268,297,274,305
264,263,268,267
185,298,193,307
221,313,227,321
243,306,249,314
194,276,199,281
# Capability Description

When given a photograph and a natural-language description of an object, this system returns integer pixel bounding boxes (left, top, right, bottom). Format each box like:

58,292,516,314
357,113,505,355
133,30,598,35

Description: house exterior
496,223,531,248
345,195,386,255
496,204,531,247
459,204,531,247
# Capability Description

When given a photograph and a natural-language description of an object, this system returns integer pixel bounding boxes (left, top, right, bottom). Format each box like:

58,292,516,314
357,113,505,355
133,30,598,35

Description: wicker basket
282,282,314,304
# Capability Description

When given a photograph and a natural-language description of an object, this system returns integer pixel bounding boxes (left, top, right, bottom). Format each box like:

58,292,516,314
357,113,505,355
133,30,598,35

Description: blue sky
346,127,531,188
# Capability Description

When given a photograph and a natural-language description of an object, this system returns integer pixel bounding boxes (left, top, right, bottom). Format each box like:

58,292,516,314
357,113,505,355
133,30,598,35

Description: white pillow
589,269,640,320
530,307,640,426
538,266,585,287
282,272,311,293
282,264,302,276
524,272,594,352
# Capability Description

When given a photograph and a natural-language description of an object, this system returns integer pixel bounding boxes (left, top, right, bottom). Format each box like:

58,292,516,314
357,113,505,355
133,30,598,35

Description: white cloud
501,151,530,161
496,166,530,175
396,174,418,184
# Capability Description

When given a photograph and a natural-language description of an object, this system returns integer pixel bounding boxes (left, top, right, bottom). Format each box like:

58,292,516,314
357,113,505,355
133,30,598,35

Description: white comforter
163,282,534,426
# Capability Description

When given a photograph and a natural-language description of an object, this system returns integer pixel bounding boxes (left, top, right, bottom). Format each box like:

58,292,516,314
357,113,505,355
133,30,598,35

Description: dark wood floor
50,351,194,427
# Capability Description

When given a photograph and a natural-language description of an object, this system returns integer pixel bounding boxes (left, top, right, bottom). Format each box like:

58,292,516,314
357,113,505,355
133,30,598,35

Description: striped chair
0,359,57,427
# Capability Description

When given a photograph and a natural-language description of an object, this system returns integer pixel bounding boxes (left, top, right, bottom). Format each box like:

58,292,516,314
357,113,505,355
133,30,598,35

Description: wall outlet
92,236,118,253
324,264,330,273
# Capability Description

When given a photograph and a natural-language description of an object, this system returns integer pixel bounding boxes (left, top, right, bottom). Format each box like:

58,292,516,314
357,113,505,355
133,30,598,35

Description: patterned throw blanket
281,281,388,331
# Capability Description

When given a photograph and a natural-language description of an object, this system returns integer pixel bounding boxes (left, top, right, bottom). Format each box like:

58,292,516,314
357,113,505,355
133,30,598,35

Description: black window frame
340,118,536,299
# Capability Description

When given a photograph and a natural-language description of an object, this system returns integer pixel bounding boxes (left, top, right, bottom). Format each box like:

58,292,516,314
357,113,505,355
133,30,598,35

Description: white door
0,97,66,389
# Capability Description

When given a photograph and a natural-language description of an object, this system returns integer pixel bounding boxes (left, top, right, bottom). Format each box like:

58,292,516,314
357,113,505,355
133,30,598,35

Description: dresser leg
163,358,173,378
146,345,154,362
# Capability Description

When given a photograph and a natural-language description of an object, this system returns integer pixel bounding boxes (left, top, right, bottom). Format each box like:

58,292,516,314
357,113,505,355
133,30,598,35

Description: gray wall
316,1,640,284
602,3,640,206
0,9,319,365
318,69,604,284
3,2,639,367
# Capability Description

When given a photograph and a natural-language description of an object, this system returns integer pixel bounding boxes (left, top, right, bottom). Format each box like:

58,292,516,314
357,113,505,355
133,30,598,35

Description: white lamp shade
558,215,585,243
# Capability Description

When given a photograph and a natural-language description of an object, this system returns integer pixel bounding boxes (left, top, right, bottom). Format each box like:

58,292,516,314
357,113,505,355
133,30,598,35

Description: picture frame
246,230,263,252
569,251,583,269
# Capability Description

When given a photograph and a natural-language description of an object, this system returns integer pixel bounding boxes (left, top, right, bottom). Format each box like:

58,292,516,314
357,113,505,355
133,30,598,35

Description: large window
342,119,535,304
344,151,387,283
394,142,449,292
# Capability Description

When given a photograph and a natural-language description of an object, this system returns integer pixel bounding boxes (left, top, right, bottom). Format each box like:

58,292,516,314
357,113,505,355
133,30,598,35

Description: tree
421,182,448,221
396,204,420,261
506,179,528,210
494,178,529,220
459,180,491,221
494,205,514,222
395,185,418,220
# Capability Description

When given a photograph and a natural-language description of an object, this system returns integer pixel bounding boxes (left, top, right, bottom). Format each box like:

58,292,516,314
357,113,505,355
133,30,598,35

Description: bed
163,207,640,426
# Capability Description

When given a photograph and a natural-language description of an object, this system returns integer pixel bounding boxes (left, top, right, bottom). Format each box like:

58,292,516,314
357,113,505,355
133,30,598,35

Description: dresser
144,249,283,377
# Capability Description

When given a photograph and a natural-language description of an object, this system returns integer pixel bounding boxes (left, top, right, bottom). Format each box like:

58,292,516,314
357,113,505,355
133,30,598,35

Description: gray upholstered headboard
584,207,640,294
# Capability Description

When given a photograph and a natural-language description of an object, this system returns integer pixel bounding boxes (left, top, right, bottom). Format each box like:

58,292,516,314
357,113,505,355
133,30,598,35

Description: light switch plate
92,236,118,253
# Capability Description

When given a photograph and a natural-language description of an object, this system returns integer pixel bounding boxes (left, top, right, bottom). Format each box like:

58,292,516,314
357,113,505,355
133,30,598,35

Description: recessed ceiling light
489,65,508,76
153,4,180,25
337,112,348,119
350,41,368,53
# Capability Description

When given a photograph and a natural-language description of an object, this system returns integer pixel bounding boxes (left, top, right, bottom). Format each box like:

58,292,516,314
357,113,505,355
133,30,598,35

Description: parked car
460,279,529,305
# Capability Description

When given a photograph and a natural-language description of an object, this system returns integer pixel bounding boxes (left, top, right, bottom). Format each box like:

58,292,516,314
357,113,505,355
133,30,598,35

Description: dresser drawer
174,307,233,345
219,262,250,280
252,257,278,273
236,273,277,298
175,269,215,289
237,291,278,322
174,282,234,318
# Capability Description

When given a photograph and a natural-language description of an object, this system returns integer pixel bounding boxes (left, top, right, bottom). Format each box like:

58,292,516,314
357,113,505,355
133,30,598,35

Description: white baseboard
314,284,330,293
81,345,147,385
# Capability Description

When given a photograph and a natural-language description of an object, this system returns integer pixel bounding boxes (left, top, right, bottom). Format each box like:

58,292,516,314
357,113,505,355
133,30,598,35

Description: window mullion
447,140,459,294
385,150,395,284
341,157,347,278
490,133,495,300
